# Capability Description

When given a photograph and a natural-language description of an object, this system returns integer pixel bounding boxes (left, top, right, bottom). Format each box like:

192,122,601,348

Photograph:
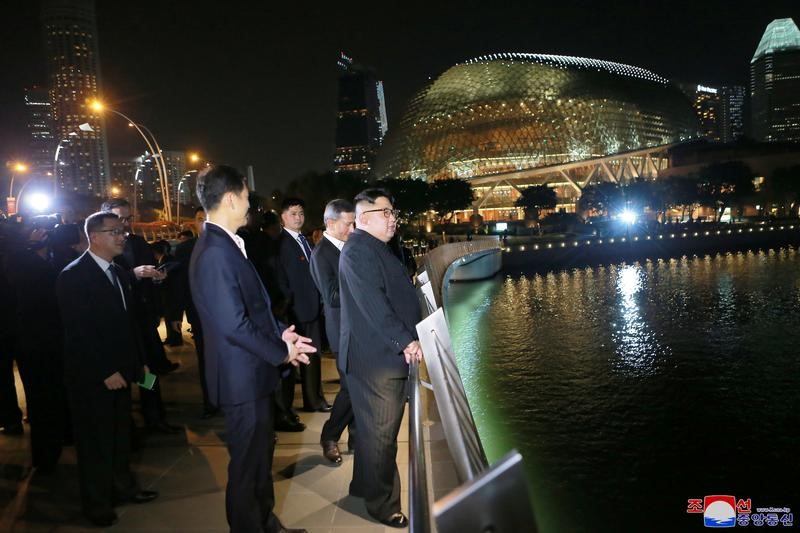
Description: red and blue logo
703,495,736,528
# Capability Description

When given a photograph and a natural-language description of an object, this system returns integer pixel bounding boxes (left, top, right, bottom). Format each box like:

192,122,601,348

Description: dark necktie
108,263,127,310
298,234,312,259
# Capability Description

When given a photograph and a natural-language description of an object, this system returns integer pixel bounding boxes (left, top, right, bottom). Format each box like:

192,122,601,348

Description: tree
624,179,662,214
284,171,368,229
375,177,430,218
428,178,474,223
577,181,623,218
696,161,755,222
659,175,700,222
514,184,556,221
769,165,800,218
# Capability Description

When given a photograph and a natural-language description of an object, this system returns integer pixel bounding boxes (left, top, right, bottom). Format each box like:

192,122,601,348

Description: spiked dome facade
377,53,697,183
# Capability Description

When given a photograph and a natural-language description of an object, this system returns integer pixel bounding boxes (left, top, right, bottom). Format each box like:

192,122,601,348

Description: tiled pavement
0,324,459,532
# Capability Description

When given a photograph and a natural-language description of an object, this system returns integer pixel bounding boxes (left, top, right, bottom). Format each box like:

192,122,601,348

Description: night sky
0,0,797,192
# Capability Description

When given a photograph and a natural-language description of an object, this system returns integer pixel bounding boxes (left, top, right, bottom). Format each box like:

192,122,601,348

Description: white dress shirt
323,232,345,251
205,221,248,258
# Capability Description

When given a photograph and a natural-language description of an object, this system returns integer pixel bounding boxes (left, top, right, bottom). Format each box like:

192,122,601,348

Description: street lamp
53,122,94,198
176,176,187,224
6,161,29,216
91,100,172,221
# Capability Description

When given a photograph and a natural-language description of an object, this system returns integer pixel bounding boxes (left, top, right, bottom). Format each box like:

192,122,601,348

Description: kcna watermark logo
687,495,793,528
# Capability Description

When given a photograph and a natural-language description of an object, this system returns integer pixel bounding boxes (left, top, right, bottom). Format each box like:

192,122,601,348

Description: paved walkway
0,324,431,532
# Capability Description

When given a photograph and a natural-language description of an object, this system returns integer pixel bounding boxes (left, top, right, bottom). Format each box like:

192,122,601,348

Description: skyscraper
42,0,111,196
334,53,388,176
750,18,800,143
678,83,722,142
24,86,56,178
161,151,188,205
719,86,745,143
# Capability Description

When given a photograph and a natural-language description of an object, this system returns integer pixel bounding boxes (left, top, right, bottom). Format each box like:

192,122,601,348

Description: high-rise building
334,52,388,176
24,86,56,178
161,151,188,205
719,85,746,143
678,83,722,142
42,0,111,196
110,159,137,199
750,18,800,143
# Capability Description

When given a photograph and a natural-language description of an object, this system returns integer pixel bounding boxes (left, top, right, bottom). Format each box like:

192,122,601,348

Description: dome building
376,53,698,221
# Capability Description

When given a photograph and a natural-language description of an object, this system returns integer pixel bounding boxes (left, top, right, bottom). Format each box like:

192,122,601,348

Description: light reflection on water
445,248,800,533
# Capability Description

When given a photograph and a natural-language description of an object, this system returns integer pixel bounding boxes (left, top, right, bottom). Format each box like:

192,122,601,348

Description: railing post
408,360,431,532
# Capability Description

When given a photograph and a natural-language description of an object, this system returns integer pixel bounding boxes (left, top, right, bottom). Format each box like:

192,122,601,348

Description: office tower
110,159,137,199
24,86,56,178
678,83,722,142
719,86,745,143
42,0,111,195
161,151,188,205
334,52,388,175
750,18,800,143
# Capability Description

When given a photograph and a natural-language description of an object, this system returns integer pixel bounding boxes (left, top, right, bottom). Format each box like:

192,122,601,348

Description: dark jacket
275,229,320,323
309,236,342,363
339,229,421,379
189,223,288,406
56,251,144,390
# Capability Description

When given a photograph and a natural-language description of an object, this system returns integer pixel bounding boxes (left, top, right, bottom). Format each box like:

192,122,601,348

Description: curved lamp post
91,101,172,221
53,122,94,198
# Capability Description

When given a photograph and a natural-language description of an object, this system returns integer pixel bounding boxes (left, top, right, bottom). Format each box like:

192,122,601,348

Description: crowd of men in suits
0,163,424,531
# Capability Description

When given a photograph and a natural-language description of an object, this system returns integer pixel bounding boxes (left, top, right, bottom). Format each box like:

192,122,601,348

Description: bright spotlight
620,210,637,225
26,192,51,212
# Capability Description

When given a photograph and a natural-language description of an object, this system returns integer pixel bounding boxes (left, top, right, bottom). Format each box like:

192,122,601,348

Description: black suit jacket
276,229,320,324
56,251,143,391
189,223,288,406
115,233,160,324
309,237,342,364
339,229,421,379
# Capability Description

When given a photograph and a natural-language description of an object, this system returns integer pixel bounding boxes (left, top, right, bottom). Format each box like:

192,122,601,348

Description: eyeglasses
362,208,400,219
95,229,129,237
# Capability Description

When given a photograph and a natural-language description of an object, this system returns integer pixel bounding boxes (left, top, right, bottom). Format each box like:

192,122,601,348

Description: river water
445,247,800,532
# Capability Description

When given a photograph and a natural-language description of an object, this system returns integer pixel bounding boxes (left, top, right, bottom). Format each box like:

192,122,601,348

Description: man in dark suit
102,199,179,435
189,165,313,533
56,212,158,527
276,198,330,413
309,199,356,466
339,189,424,528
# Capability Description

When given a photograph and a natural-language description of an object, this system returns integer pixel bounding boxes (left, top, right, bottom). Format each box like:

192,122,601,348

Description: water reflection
445,247,800,533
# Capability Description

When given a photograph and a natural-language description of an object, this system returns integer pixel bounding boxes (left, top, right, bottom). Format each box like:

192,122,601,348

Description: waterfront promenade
0,324,438,532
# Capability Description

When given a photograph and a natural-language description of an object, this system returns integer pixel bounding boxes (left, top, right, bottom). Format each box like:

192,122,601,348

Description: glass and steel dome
376,53,697,181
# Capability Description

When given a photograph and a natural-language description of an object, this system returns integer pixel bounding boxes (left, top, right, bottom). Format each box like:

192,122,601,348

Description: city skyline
0,0,797,193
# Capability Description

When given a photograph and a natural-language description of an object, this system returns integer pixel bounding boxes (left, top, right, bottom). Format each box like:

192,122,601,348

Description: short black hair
280,197,305,213
178,229,194,239
84,211,119,237
100,198,131,212
194,206,205,215
196,165,247,212
354,188,394,206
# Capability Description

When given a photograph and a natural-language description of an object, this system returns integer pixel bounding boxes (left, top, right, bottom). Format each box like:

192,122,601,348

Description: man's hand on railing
404,340,424,364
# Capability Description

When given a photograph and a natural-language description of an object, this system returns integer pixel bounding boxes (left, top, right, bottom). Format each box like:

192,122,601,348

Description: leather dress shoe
130,490,159,504
147,421,181,434
321,440,342,465
378,512,408,528
275,417,305,432
86,510,118,527
301,402,332,413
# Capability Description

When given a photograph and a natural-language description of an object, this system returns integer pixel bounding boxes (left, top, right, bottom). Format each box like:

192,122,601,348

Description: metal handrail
408,360,430,532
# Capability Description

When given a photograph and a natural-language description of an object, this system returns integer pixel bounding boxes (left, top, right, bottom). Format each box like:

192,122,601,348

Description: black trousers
221,396,282,533
15,345,67,469
68,385,138,516
0,342,22,428
347,372,407,520
190,320,213,411
139,379,167,426
297,319,325,410
320,363,356,447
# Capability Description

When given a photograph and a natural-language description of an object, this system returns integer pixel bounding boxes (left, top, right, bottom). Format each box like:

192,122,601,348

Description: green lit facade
376,53,697,182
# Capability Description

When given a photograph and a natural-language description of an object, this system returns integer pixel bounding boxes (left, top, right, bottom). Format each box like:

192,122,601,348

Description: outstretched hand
282,325,315,367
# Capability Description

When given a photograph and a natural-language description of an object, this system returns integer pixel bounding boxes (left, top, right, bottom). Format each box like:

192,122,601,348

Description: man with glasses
101,199,180,435
339,188,424,528
56,212,158,527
